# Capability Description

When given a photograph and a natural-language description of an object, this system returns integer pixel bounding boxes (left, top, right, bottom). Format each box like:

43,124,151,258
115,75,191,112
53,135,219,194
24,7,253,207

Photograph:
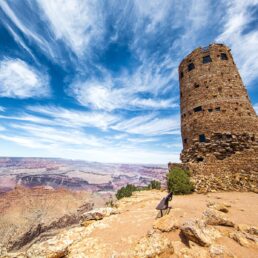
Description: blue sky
0,0,257,164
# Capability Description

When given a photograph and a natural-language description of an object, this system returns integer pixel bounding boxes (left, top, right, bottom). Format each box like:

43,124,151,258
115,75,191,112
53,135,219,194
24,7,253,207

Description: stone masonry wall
179,43,257,154
169,147,258,193
175,43,258,192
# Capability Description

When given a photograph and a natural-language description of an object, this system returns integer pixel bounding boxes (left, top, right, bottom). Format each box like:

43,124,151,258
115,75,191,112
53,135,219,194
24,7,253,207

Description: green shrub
115,184,138,200
148,180,161,190
167,167,194,194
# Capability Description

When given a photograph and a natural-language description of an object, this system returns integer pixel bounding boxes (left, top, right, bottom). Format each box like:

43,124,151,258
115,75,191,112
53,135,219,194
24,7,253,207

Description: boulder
133,233,174,258
181,219,221,247
202,209,234,227
81,207,118,222
207,202,230,213
153,214,179,232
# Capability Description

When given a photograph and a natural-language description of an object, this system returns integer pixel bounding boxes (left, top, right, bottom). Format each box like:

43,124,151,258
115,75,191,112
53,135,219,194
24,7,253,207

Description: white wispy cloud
0,134,53,149
216,0,258,85
0,0,44,45
26,105,119,130
4,24,37,62
69,75,178,111
37,0,105,57
0,106,5,112
254,103,258,114
0,58,50,99
12,123,108,148
112,113,180,135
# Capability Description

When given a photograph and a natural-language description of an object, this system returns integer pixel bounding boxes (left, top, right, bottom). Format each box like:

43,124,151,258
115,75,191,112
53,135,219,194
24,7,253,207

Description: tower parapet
179,43,257,163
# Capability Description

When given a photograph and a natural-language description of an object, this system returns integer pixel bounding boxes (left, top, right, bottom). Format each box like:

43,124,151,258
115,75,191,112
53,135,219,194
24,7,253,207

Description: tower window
184,138,188,144
215,107,221,111
221,53,228,60
194,83,200,88
197,157,204,162
194,106,203,112
203,55,212,64
180,72,184,78
180,91,182,97
199,134,206,143
208,108,213,112
188,63,195,71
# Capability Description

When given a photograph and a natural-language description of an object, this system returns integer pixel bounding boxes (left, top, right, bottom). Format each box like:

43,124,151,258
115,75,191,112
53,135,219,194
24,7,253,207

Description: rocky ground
0,186,108,252
1,190,257,258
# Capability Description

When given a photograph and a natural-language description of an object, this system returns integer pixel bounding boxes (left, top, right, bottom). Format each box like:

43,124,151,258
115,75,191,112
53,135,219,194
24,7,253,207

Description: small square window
188,63,195,71
203,55,212,64
180,72,184,78
221,53,228,60
193,106,203,112
184,138,188,144
194,83,199,88
215,107,221,111
199,134,206,143
208,108,213,112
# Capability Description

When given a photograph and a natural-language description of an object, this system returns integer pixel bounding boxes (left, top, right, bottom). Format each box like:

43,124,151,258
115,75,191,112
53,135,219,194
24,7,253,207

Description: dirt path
78,190,258,257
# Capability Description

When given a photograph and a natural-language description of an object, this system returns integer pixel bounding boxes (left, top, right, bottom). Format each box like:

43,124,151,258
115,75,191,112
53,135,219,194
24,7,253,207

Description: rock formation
0,186,107,251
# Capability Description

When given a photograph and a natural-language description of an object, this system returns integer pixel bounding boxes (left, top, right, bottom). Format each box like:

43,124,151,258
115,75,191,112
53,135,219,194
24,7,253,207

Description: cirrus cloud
0,58,50,99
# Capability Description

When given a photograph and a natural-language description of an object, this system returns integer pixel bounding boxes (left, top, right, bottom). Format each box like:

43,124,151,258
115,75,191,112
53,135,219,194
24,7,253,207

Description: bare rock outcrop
181,219,221,247
153,214,179,232
202,209,234,227
133,233,174,258
207,202,230,213
81,207,118,222
229,223,258,247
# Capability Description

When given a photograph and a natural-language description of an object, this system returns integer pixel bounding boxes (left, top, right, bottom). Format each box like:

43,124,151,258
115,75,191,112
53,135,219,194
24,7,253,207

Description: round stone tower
179,43,258,163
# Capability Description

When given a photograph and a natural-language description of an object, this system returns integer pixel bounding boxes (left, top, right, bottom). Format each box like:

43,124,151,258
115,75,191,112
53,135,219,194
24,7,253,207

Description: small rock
181,219,221,247
133,233,174,258
209,245,224,257
179,245,209,258
81,220,95,227
229,231,250,247
202,209,234,227
81,207,118,222
209,245,235,258
236,224,258,236
153,214,179,232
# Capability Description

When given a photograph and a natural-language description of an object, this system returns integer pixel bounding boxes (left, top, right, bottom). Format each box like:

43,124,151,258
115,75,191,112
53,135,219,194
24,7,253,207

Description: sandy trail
82,191,258,257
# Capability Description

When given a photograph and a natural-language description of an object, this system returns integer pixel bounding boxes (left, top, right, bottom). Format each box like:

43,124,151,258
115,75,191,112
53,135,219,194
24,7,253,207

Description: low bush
116,180,161,200
167,167,194,194
115,184,138,200
148,180,161,190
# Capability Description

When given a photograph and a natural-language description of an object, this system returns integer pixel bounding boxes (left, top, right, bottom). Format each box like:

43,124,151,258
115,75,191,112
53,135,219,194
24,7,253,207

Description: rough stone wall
169,148,258,193
179,43,257,163
176,43,258,192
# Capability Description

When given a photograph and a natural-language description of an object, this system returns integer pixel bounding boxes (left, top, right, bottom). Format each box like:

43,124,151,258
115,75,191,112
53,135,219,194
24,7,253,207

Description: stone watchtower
178,43,258,192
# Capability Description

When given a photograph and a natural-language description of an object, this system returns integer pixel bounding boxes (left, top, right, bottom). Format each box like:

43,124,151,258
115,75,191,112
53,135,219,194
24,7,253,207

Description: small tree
167,167,194,194
148,180,161,190
116,184,138,200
